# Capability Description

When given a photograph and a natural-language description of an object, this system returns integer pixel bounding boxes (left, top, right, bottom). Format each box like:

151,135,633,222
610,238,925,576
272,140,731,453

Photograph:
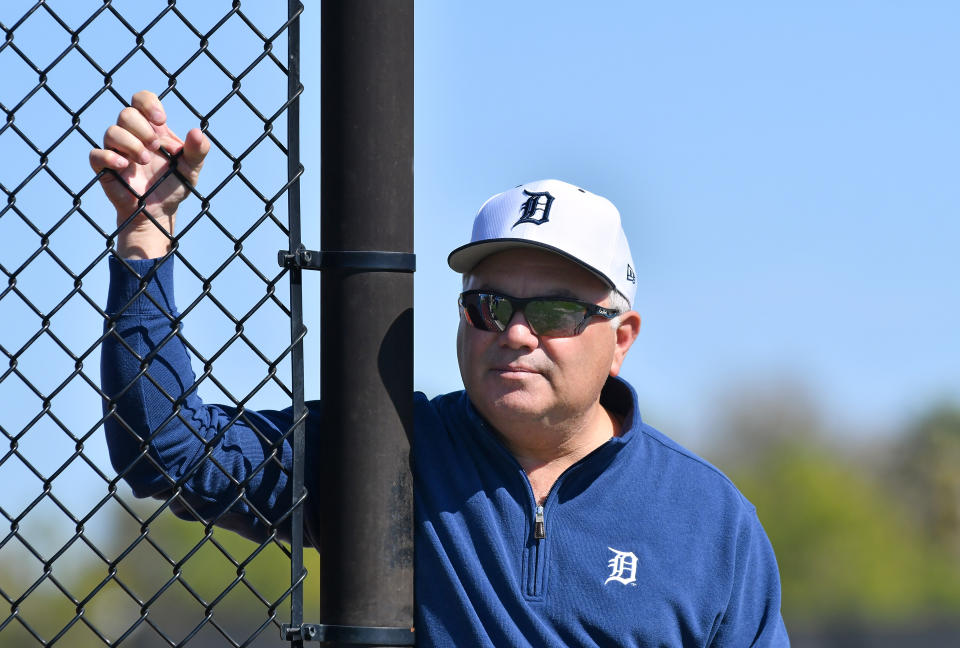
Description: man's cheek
457,313,469,345
456,320,478,385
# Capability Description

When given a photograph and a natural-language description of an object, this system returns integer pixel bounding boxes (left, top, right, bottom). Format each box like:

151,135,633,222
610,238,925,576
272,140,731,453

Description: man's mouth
491,364,540,376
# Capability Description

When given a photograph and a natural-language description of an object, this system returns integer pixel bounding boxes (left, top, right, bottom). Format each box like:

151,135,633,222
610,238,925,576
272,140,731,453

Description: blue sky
409,1,960,444
1,0,958,486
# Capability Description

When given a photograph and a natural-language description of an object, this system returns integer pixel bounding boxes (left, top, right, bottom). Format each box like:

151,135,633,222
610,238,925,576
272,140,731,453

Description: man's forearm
101,255,201,494
100,255,299,542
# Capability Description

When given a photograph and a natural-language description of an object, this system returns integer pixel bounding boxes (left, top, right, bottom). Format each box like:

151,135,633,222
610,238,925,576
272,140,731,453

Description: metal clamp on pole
278,245,416,273
281,623,415,645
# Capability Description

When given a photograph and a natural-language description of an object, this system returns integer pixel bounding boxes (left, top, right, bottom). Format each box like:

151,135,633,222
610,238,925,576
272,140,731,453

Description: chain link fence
0,1,312,645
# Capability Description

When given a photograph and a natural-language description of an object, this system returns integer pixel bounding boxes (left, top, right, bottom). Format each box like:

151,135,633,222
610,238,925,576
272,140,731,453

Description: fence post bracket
278,245,416,273
280,623,415,645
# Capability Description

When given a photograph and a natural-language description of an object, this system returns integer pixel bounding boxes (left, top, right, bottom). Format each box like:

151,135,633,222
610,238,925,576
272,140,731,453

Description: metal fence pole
286,3,307,648
318,0,415,645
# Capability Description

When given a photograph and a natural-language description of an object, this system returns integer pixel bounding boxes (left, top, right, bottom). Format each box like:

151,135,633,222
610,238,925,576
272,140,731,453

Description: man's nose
499,310,539,349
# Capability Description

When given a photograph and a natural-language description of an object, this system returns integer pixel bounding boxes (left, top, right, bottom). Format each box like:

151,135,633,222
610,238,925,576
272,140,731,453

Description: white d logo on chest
605,547,638,586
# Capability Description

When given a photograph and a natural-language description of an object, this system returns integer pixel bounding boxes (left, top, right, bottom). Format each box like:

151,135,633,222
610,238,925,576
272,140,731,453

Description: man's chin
483,386,551,422
464,371,551,419
484,371,544,396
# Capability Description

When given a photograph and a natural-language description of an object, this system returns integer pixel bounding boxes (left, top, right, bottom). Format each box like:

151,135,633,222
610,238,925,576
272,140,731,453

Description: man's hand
89,90,210,260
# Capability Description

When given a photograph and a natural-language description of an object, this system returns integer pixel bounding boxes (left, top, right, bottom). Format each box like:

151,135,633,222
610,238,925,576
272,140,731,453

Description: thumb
178,128,210,185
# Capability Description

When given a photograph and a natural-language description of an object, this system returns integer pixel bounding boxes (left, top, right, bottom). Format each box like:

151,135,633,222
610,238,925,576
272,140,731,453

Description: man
92,91,789,646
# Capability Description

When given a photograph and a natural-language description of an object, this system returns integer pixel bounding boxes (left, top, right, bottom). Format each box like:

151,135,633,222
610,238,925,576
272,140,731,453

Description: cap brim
447,238,617,292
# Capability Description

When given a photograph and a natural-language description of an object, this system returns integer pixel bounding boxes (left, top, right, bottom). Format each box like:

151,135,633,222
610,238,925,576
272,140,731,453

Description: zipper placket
528,504,546,597
524,440,618,598
470,408,618,599
534,505,545,539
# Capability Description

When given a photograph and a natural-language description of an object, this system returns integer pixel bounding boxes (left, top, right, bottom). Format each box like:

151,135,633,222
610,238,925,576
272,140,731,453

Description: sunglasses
459,290,620,337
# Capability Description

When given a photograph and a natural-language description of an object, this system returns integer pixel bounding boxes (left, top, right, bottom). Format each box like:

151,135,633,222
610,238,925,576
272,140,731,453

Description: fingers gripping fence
0,1,312,646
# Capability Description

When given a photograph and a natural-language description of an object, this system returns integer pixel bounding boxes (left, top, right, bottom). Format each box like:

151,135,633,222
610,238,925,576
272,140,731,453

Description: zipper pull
534,505,546,539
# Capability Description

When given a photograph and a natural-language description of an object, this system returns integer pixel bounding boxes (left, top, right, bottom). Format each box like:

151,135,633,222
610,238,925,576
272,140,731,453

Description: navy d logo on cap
513,190,554,228
447,179,638,308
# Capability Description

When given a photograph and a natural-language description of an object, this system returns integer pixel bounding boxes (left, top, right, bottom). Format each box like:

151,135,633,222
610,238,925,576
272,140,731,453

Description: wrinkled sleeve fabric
714,506,790,647
100,255,310,544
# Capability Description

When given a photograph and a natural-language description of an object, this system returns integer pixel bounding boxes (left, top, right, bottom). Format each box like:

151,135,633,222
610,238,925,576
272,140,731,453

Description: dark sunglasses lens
462,293,509,332
487,294,514,330
526,300,588,337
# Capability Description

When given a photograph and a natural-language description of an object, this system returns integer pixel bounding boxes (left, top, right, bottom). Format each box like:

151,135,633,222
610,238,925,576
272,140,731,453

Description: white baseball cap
447,179,637,307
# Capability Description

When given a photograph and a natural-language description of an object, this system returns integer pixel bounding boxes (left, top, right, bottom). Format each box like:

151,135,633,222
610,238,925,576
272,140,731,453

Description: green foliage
894,404,960,558
702,380,960,630
715,430,960,635
0,494,321,647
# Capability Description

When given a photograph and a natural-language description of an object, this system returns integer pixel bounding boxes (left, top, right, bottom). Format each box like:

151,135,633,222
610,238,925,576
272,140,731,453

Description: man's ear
609,310,641,377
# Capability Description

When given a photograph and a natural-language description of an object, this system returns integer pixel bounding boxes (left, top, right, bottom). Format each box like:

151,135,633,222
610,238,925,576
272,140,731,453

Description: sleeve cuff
106,255,178,316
